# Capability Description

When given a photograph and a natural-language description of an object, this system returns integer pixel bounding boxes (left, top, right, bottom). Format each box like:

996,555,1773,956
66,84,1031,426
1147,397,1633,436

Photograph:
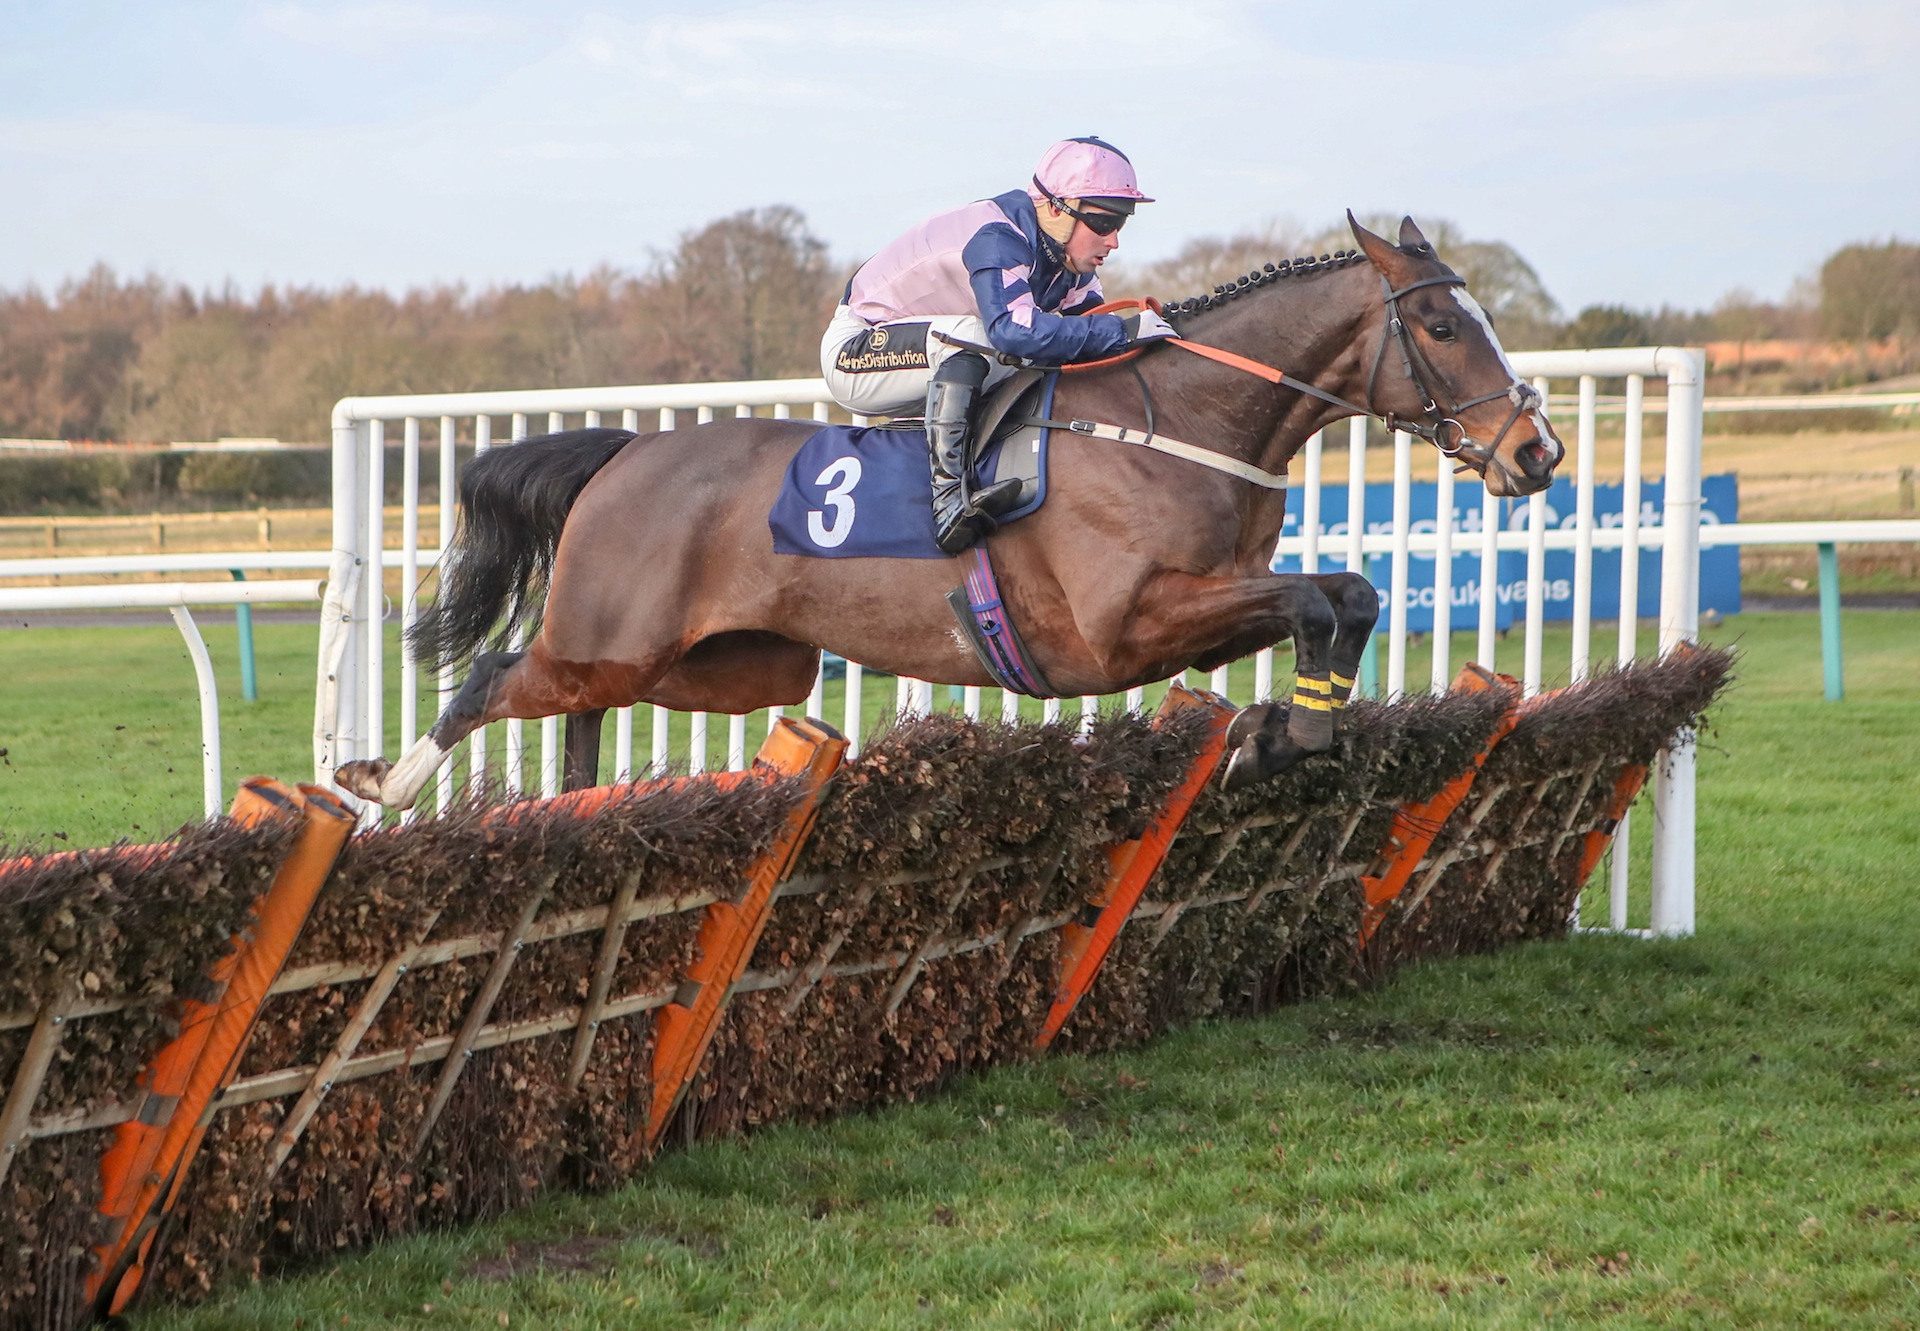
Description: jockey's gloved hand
1120,308,1179,344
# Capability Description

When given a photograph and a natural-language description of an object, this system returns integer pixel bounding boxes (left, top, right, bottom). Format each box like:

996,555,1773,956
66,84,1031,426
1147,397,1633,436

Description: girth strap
947,546,1057,697
1018,415,1290,490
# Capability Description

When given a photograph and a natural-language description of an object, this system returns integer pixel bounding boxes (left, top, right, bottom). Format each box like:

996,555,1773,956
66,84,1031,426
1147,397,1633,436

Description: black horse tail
406,427,637,672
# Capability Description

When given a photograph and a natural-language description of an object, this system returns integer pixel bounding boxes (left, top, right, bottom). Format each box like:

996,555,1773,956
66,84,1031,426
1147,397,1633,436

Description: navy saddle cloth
769,376,1055,560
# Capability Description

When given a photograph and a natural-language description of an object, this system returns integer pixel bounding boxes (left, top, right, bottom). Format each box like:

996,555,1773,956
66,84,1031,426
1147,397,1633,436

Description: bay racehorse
337,215,1562,809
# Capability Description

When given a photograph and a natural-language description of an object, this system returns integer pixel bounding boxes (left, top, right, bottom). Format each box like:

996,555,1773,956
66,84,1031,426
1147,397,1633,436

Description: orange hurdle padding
1034,685,1236,1050
89,779,355,1317
644,717,847,1151
1573,762,1649,886
1356,665,1520,949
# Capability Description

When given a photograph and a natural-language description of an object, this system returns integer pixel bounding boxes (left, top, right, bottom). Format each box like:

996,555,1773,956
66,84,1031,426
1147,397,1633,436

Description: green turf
5,610,1916,1326
1,608,1906,850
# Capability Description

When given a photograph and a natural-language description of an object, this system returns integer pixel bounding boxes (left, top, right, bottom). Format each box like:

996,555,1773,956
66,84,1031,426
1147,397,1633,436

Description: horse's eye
1430,321,1456,342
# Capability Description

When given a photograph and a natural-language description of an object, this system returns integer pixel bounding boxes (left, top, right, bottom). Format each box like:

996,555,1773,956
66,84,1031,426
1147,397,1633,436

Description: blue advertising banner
1271,474,1740,632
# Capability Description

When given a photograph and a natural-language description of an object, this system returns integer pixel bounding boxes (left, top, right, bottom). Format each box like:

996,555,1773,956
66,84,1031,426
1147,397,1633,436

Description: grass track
0,610,1899,1326
0,608,1907,850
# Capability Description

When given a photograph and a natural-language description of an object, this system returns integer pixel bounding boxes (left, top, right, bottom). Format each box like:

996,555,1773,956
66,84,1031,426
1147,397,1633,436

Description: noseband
1361,275,1543,468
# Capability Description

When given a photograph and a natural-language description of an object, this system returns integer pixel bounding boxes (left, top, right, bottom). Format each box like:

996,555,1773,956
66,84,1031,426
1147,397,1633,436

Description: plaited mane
1163,249,1369,322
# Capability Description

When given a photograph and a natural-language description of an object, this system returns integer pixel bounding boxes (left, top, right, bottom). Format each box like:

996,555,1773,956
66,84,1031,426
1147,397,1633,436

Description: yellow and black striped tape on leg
1329,672,1356,710
1292,673,1334,712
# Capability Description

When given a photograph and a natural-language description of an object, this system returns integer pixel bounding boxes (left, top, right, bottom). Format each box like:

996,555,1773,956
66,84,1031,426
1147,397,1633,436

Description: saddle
763,370,1062,694
895,367,1051,519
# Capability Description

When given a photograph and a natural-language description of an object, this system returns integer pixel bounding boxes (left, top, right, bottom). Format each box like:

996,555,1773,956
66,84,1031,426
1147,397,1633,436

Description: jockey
820,136,1178,554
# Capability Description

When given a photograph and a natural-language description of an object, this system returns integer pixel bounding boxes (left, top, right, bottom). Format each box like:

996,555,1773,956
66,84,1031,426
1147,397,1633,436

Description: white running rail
0,579,326,816
321,348,1707,932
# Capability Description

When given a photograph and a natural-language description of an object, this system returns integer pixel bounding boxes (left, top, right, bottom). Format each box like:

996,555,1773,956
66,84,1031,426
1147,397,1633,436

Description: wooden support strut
1356,665,1520,950
87,779,355,1319
643,717,847,1153
1034,684,1236,1051
0,1003,67,1192
407,871,557,1158
565,860,648,1088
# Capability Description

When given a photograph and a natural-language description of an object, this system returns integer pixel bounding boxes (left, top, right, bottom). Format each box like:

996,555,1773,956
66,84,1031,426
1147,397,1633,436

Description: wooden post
644,718,846,1152
1574,763,1651,888
1034,684,1236,1050
86,780,354,1319
0,1004,67,1191
1355,665,1520,949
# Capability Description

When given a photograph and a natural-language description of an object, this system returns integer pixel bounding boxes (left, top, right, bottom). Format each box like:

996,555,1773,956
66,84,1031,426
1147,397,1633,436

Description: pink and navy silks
768,377,1057,561
842,190,1132,365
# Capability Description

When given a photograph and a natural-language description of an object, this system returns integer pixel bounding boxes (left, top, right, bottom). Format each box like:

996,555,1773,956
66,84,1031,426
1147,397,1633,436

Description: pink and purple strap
961,546,1056,698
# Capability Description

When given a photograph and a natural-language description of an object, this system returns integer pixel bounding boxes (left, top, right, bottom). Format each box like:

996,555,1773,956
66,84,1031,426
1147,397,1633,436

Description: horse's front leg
1308,571,1382,729
1123,571,1340,789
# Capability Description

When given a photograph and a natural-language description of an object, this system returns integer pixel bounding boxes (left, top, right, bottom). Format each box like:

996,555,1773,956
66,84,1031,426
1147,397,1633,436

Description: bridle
1070,277,1545,472
997,273,1551,493
1360,274,1545,469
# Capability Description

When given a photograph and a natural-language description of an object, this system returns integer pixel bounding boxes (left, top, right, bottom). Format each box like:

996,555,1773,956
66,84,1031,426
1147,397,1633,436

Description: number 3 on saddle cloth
767,373,1060,696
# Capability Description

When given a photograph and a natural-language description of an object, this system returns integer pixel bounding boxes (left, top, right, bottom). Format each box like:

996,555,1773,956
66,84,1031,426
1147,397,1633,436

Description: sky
3,0,1916,317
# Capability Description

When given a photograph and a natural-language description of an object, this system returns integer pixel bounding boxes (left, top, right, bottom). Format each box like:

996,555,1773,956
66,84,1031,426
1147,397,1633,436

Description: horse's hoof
335,758,391,802
1220,741,1263,793
1226,702,1278,752
1220,733,1317,792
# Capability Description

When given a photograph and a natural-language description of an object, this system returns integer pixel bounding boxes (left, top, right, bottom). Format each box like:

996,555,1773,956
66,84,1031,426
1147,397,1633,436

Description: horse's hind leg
563,708,608,791
336,649,526,809
337,644,655,810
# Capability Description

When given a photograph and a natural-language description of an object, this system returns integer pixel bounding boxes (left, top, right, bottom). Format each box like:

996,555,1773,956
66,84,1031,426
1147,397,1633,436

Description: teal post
231,569,259,702
1817,542,1843,702
1359,553,1380,698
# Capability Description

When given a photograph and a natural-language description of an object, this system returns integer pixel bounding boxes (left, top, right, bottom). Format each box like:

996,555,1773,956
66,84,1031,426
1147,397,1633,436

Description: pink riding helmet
1030,136,1154,205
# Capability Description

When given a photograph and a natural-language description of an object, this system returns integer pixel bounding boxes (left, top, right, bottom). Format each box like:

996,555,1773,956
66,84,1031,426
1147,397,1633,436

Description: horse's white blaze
1453,289,1557,445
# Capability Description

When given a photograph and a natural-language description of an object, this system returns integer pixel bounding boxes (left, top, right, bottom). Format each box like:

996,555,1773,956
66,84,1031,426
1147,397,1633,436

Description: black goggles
1033,180,1130,236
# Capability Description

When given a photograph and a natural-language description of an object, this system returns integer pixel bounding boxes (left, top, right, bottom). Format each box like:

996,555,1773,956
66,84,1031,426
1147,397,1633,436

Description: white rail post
1344,418,1369,694
320,407,367,783
435,414,457,812
362,419,385,772
1651,349,1706,937
400,417,421,768
468,414,491,794
1387,428,1412,697
1611,374,1647,930
169,605,223,817
1475,478,1500,671
843,662,864,756
1521,377,1550,696
652,407,675,777
503,413,527,795
1570,376,1598,682
539,422,564,795
1430,446,1456,692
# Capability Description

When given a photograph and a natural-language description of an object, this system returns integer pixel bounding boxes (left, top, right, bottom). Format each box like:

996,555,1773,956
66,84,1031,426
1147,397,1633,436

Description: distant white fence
1551,389,1920,417
0,578,325,816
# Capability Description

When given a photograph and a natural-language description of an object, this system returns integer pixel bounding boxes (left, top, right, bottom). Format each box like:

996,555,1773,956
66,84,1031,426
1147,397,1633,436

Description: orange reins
1063,297,1287,384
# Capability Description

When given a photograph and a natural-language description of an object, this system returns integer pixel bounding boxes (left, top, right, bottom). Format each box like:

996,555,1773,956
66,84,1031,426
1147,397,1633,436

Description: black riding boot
926,352,1022,555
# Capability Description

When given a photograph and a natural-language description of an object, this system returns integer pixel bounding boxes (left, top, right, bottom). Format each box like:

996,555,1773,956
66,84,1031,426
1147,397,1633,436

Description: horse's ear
1398,216,1434,255
1348,210,1402,273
